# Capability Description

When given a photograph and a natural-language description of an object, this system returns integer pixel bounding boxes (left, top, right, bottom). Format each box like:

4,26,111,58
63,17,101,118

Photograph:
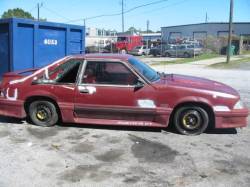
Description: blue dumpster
0,18,85,79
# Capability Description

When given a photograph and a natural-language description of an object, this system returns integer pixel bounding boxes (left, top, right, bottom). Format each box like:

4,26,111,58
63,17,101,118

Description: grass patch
153,53,220,65
241,50,250,55
209,57,250,69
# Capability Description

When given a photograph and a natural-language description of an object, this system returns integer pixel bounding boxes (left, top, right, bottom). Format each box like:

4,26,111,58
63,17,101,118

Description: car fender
24,90,58,104
173,96,213,109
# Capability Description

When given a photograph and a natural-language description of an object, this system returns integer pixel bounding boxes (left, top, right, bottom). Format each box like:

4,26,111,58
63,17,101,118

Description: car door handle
79,89,89,93
78,86,96,94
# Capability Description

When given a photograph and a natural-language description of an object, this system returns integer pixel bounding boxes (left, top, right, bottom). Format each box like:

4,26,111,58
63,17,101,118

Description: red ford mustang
0,54,248,135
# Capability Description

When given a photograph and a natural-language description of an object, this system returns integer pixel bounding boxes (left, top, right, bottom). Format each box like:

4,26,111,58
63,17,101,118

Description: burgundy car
0,54,248,135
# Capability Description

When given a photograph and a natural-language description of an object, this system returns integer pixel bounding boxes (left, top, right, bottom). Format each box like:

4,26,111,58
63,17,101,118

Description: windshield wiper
157,72,167,78
150,74,160,82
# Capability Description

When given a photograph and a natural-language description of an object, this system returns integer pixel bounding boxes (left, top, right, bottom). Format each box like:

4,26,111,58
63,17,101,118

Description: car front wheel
28,100,59,127
173,106,209,135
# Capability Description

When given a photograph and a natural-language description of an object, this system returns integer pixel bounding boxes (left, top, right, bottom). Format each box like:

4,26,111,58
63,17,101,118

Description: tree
124,27,155,34
1,8,34,19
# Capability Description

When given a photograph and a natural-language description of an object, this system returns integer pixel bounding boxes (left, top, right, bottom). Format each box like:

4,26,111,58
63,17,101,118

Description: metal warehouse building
161,22,250,42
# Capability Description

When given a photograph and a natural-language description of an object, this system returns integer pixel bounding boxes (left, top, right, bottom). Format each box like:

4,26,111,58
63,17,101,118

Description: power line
42,5,71,21
124,0,169,14
132,0,188,15
66,0,170,23
29,5,37,13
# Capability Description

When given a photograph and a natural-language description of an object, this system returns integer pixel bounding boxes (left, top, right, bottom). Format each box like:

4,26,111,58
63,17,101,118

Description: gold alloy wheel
36,110,47,120
182,111,201,130
35,105,51,122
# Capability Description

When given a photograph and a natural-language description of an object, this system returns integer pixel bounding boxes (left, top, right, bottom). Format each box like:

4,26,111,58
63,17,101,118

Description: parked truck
115,35,143,54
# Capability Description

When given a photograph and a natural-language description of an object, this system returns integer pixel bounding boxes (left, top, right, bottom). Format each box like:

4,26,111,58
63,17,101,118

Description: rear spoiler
1,68,39,87
3,68,39,77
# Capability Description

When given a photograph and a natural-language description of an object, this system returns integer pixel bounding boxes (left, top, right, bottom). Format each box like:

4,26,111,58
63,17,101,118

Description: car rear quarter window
49,60,82,83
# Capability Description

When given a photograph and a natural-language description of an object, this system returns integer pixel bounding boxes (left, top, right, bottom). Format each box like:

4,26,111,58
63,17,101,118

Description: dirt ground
0,59,250,187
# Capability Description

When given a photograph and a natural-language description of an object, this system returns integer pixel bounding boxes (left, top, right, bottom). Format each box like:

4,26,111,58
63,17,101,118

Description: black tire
184,52,191,58
28,100,59,127
173,106,209,135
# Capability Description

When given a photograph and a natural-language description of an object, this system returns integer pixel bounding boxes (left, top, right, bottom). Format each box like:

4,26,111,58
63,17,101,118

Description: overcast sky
1,0,250,31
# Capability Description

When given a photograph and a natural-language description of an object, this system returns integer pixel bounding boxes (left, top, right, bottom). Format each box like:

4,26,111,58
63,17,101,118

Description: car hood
158,74,239,96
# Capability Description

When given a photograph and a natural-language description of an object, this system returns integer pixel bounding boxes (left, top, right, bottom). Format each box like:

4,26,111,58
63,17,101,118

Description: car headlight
234,100,244,109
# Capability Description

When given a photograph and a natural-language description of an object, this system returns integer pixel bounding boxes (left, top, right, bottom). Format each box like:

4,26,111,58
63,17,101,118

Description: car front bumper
215,108,249,128
0,97,26,119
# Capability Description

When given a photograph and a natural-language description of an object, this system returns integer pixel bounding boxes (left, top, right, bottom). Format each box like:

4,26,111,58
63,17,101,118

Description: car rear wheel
173,106,209,135
28,100,58,127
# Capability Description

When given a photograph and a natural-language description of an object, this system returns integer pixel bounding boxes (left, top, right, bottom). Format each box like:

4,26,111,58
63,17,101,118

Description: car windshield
128,57,160,82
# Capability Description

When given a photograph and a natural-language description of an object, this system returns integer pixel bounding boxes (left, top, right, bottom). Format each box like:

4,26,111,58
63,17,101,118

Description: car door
74,59,157,123
47,58,83,120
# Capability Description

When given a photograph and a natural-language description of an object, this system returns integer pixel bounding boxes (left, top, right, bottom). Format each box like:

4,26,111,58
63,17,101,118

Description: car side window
82,61,139,85
49,60,82,83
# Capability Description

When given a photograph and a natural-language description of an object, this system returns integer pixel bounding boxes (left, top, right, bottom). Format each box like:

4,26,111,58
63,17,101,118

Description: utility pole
227,0,234,63
146,20,150,51
37,2,43,21
122,0,124,32
146,20,149,32
83,19,86,27
205,12,208,23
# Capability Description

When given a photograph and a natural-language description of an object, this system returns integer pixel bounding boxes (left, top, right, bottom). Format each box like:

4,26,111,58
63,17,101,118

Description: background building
86,27,117,50
161,22,250,43
141,33,161,47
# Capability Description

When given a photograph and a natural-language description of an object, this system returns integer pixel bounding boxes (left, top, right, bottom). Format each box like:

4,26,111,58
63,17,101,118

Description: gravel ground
0,61,249,187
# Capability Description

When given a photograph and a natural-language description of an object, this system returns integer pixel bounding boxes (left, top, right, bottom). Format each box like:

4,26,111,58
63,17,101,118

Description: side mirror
134,80,144,91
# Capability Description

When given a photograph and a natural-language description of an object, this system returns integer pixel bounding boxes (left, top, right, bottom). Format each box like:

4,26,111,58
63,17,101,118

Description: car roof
69,53,133,61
